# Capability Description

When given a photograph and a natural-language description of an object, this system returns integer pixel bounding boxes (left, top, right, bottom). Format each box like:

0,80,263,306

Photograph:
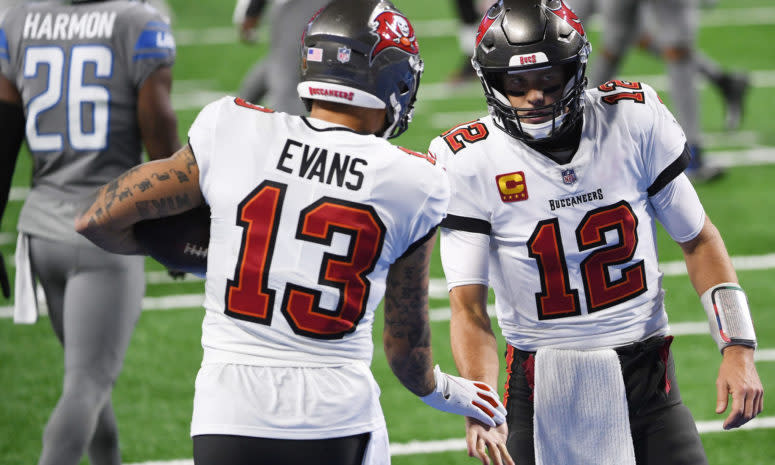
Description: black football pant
193,432,371,465
504,336,709,465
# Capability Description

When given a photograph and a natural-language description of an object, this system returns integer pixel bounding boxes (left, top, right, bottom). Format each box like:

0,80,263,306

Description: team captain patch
496,171,528,202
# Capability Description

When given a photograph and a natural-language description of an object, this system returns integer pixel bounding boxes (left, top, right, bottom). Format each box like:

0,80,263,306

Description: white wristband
701,283,757,353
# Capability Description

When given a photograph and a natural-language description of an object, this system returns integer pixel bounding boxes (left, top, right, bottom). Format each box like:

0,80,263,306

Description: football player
236,0,329,115
429,1,763,464
0,1,179,464
75,1,510,465
587,0,731,181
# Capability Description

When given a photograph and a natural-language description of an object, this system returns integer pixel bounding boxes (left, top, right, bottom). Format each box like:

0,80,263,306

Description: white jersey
431,82,691,351
189,96,448,368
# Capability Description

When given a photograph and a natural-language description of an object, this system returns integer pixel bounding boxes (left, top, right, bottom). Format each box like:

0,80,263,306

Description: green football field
1,0,774,464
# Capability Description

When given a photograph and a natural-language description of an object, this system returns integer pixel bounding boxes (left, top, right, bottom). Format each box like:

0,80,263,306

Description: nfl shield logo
562,168,577,185
337,47,351,63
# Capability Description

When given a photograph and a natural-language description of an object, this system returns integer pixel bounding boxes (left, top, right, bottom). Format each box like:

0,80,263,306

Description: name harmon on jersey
22,11,117,41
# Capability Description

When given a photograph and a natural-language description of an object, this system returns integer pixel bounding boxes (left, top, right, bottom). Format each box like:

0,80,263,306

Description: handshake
420,365,506,427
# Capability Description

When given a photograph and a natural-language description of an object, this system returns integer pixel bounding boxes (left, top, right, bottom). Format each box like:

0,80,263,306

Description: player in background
235,0,329,114
430,1,762,463
0,1,179,464
580,0,742,181
75,1,511,464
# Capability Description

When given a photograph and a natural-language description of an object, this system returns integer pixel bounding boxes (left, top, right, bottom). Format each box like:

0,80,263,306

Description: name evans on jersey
276,138,367,191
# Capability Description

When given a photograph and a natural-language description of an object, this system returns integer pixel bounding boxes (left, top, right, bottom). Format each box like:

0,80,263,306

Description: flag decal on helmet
307,47,323,62
369,9,418,62
546,0,585,37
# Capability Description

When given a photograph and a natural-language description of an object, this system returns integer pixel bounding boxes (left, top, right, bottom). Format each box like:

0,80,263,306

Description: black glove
0,254,10,298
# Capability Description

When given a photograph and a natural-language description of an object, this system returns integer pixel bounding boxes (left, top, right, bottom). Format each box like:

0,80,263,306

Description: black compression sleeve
0,100,25,222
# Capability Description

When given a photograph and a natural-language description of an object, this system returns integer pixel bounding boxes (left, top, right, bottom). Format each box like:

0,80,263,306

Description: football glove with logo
420,365,507,427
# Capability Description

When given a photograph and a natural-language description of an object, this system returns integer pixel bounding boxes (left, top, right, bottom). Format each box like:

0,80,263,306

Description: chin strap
701,283,757,353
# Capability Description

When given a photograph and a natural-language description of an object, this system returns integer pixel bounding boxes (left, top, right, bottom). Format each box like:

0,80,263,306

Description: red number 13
226,181,385,339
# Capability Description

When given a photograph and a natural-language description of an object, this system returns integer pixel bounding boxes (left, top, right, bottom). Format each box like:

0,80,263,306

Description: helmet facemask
476,59,587,142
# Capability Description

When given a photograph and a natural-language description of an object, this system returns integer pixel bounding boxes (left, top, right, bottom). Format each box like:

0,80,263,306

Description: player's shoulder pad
0,25,8,62
123,3,174,62
591,80,667,128
0,4,26,54
230,97,276,114
395,145,438,166
433,117,491,157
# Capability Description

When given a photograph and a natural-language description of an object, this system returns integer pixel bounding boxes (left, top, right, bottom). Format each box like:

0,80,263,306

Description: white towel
13,233,38,324
533,348,635,465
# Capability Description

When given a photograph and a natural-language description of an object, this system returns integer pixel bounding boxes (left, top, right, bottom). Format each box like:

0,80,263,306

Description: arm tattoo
383,243,434,396
135,193,192,219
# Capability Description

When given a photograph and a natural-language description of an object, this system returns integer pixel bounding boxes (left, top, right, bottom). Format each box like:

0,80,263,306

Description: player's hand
167,268,186,280
420,365,506,427
0,254,10,298
716,345,763,429
239,15,260,44
465,418,514,465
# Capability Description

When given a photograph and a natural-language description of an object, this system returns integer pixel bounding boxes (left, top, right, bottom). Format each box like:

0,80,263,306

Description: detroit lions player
430,1,762,464
75,1,510,465
0,1,179,464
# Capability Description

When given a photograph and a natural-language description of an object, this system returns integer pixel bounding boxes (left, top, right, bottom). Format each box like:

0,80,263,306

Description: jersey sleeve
0,8,22,81
188,97,229,202
649,173,705,243
395,160,450,262
429,135,492,235
120,4,176,88
641,83,690,194
440,227,490,289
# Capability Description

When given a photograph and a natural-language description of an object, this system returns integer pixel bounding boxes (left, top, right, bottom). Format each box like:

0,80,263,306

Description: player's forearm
76,145,203,253
383,238,437,397
680,216,738,295
450,308,500,388
383,284,435,397
449,285,500,387
383,319,435,397
75,181,147,254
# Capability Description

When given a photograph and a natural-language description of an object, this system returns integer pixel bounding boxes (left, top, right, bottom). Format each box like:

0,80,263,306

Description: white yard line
6,143,775,212
420,69,775,107
127,416,775,464
754,348,775,362
3,253,775,317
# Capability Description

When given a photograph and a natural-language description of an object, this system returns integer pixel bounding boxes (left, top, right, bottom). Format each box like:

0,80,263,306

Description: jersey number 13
225,181,386,340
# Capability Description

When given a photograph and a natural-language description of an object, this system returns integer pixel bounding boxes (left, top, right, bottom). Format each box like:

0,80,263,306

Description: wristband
701,283,757,353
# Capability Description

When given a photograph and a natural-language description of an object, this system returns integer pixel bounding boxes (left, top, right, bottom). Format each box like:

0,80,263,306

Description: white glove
419,365,507,427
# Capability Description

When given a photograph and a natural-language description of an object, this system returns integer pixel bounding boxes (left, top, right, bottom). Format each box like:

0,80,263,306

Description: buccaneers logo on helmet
475,4,502,48
546,0,585,37
369,10,418,62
